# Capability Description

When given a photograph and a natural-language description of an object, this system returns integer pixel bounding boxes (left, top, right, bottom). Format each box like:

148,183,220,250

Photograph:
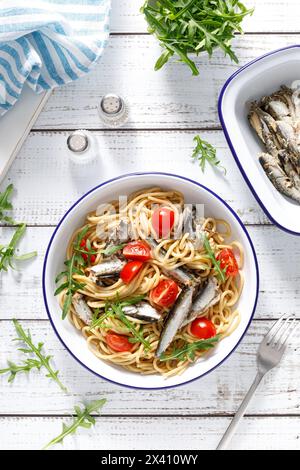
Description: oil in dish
55,188,244,377
248,83,300,203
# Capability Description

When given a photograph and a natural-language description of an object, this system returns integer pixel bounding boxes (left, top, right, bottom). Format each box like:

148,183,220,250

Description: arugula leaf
0,320,67,391
160,335,221,362
55,254,86,320
0,184,15,224
101,243,126,257
111,303,150,350
0,223,37,272
90,296,150,350
55,227,93,319
0,359,42,383
43,399,106,450
141,0,254,75
192,135,226,174
203,235,226,283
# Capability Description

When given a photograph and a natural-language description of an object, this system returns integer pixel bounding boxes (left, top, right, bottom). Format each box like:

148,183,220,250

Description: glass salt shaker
66,130,98,164
98,94,129,127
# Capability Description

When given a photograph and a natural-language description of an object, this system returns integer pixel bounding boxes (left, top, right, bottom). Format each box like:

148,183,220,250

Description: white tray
0,86,51,183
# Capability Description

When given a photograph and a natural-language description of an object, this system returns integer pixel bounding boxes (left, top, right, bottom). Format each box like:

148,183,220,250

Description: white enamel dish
43,172,259,389
219,45,300,235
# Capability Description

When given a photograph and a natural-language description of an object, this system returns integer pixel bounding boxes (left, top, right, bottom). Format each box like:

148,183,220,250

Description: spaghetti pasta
56,187,243,377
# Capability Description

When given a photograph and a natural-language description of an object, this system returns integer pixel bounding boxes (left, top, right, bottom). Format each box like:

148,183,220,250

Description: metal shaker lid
67,130,89,153
100,94,124,115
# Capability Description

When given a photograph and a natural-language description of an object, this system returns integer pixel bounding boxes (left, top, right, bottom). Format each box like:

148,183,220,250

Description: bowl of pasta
43,172,259,389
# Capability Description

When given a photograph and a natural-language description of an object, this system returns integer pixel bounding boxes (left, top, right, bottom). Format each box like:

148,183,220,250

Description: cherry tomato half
216,248,239,277
123,240,151,262
106,332,133,352
80,239,96,263
150,279,179,308
152,207,175,238
190,318,216,339
120,260,143,284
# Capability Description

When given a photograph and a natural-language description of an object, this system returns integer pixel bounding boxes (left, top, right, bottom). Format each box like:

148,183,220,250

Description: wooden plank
1,130,268,225
1,226,300,320
0,416,299,450
110,0,300,34
0,320,298,415
33,34,300,130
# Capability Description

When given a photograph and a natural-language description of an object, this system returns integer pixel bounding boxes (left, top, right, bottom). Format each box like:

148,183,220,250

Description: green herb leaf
192,135,226,174
141,0,254,75
55,256,85,320
101,243,126,257
43,399,106,450
0,223,37,272
0,320,67,392
203,235,226,283
0,184,15,224
90,295,149,349
160,334,221,362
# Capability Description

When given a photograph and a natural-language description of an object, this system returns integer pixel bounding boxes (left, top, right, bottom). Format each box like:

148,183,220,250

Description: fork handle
216,372,264,450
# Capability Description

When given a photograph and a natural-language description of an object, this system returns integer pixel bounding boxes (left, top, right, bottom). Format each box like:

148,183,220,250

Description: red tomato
80,239,96,263
217,248,239,277
190,318,216,339
123,240,151,262
149,279,179,308
106,332,133,352
152,207,175,238
120,260,143,284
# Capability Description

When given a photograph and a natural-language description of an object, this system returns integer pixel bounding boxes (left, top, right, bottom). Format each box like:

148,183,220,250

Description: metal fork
217,313,298,450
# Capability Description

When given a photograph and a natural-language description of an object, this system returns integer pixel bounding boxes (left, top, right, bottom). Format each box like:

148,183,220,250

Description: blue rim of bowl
42,172,259,390
218,44,300,236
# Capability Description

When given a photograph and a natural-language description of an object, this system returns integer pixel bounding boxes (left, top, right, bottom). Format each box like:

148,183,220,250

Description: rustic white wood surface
0,0,300,450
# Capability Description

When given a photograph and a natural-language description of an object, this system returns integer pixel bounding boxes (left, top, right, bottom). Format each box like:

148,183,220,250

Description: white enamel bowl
219,45,300,235
43,173,259,389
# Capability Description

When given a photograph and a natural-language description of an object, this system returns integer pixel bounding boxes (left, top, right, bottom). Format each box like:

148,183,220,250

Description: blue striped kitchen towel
0,0,111,116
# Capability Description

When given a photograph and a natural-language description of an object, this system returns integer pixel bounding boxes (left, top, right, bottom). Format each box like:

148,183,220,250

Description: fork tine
278,319,299,352
271,316,295,347
263,313,288,345
273,317,296,349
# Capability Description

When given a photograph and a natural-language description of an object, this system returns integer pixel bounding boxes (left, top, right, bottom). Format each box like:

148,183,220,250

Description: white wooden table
0,0,300,450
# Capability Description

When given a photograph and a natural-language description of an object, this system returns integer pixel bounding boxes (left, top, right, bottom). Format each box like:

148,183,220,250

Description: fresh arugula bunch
192,135,226,174
203,235,226,283
0,320,67,391
141,0,254,75
43,399,106,449
160,334,220,361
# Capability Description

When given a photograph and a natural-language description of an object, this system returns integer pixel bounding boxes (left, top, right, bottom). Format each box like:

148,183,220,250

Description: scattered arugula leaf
0,223,37,272
101,243,126,257
0,320,67,392
160,335,221,362
141,0,254,75
203,235,226,283
43,399,106,450
192,135,226,174
0,359,42,383
0,184,15,224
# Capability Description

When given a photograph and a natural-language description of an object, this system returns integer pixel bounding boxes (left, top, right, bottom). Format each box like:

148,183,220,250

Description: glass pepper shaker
66,130,98,164
98,94,129,127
